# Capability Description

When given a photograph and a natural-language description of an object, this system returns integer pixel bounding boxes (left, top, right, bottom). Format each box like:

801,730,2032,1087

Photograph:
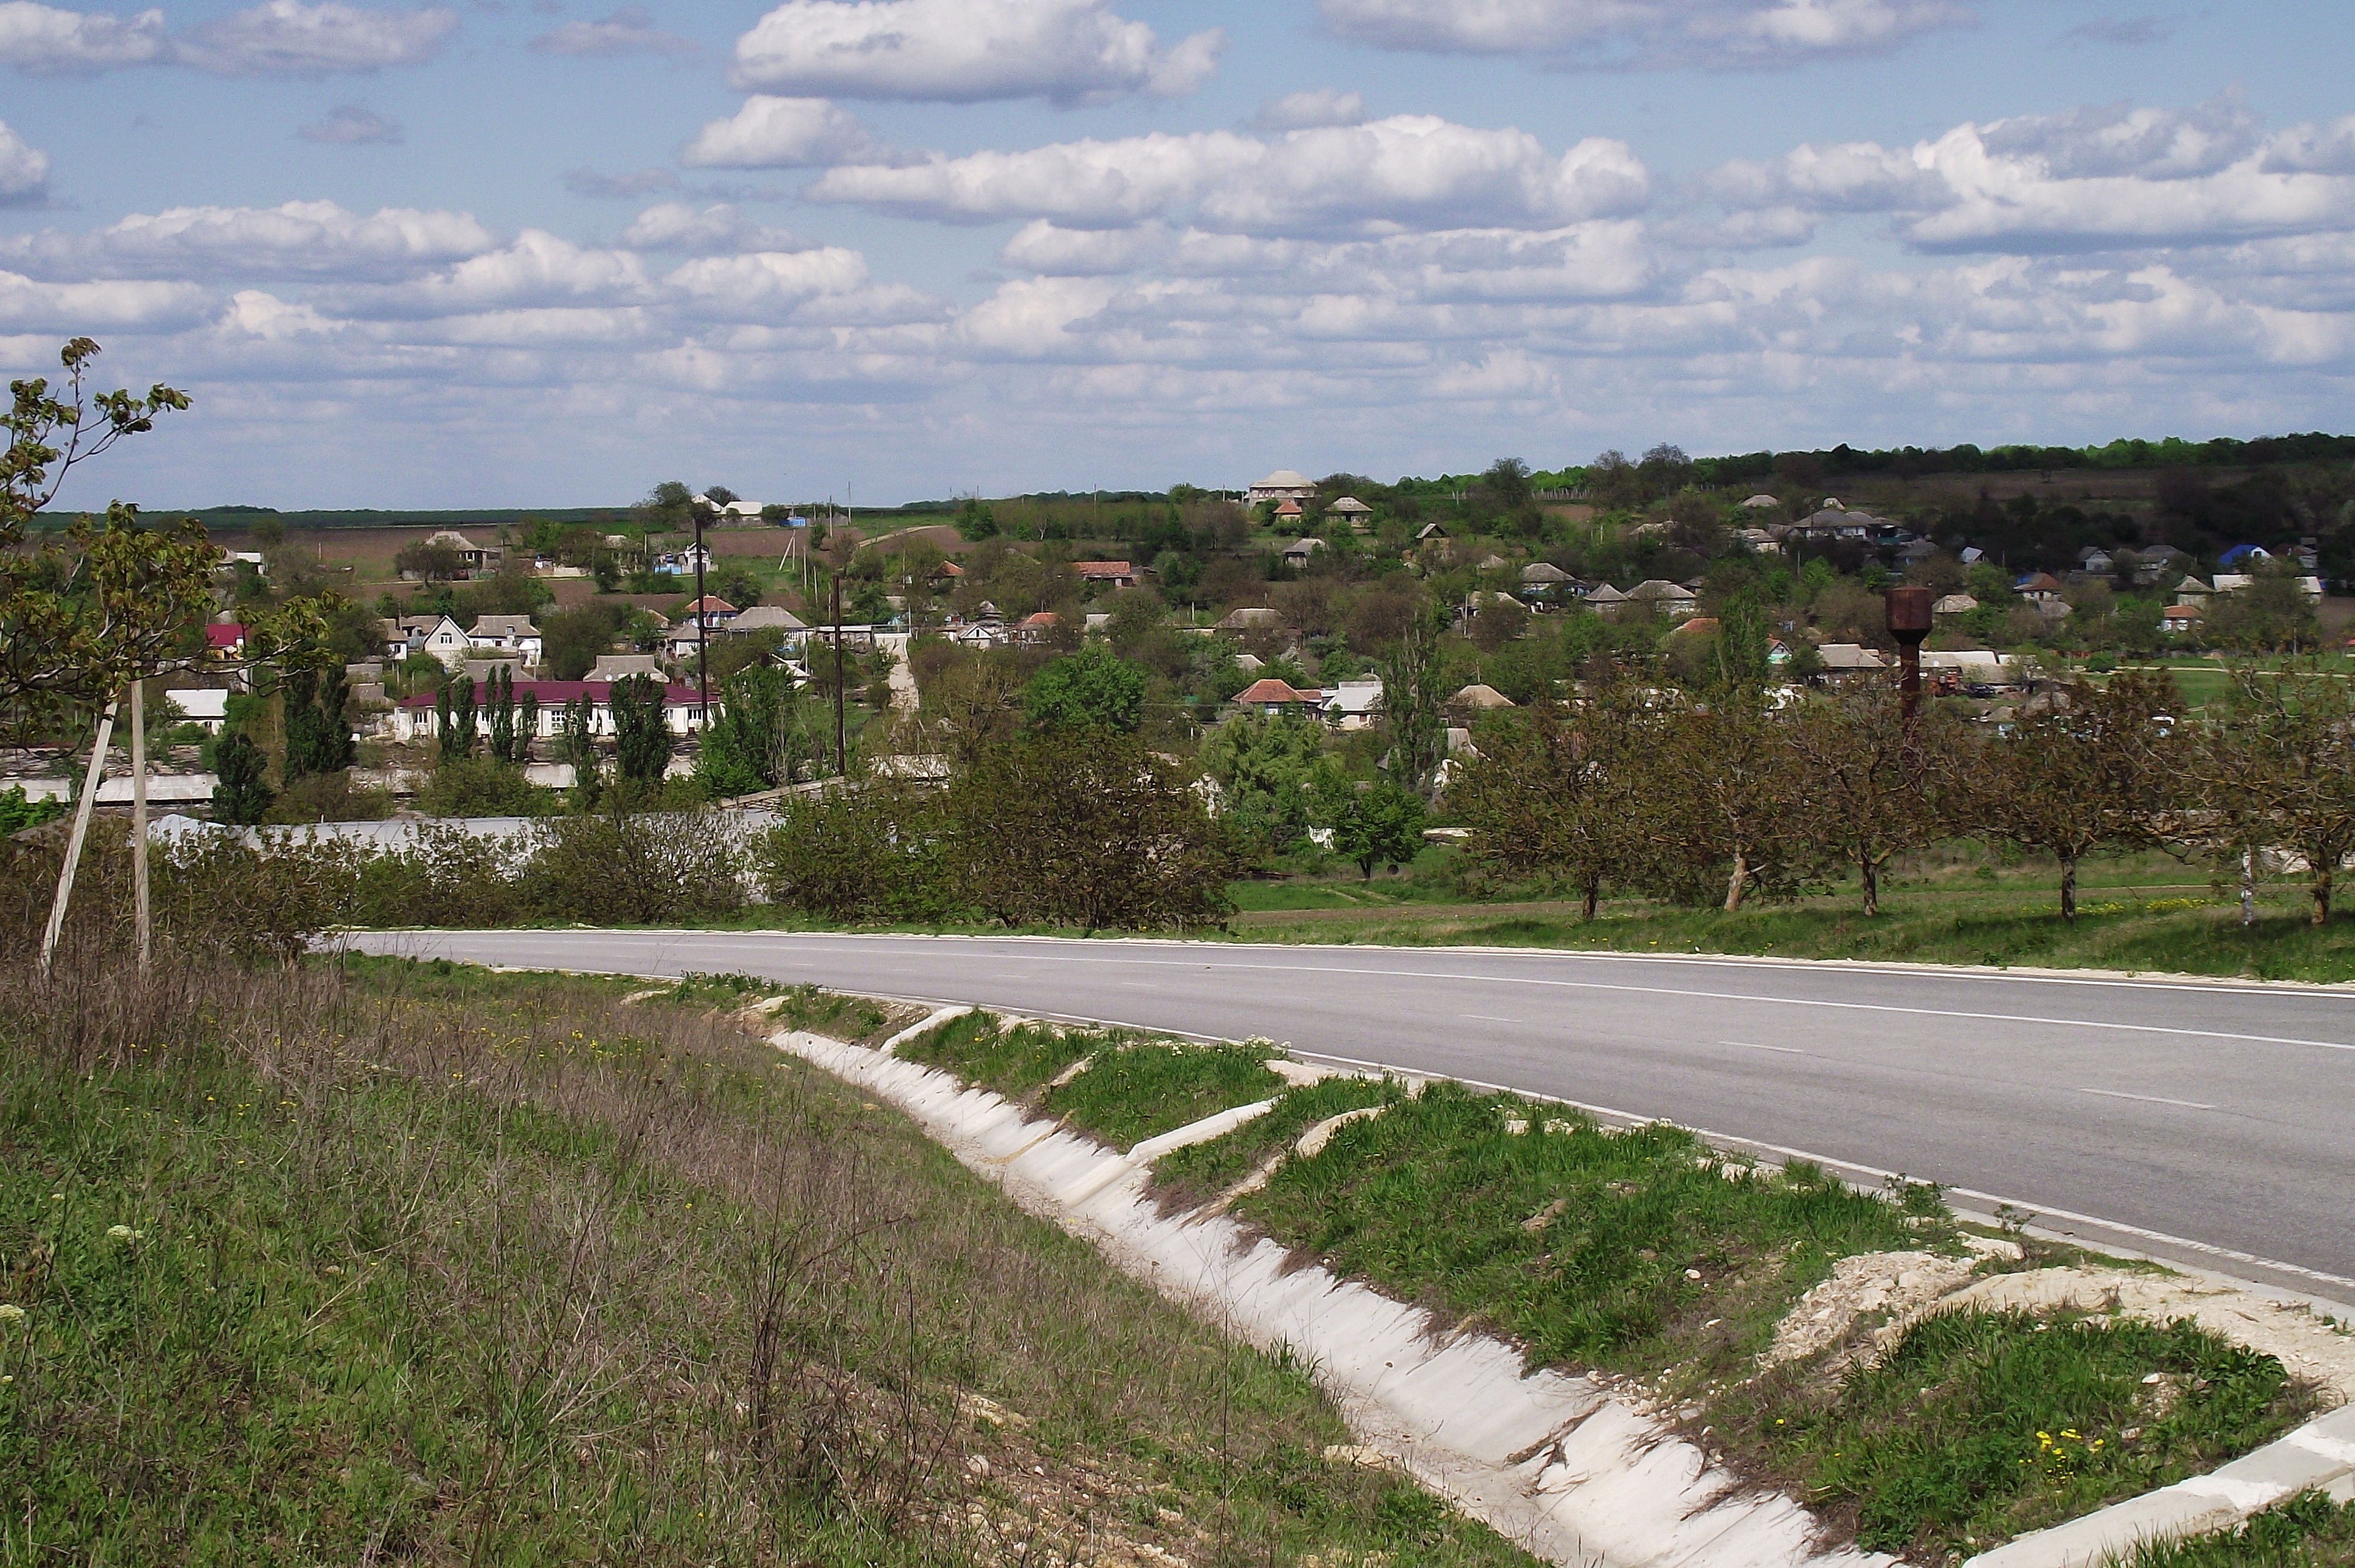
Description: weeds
1041,1044,1287,1151
1150,1075,1402,1210
2117,1490,2355,1567
1735,1308,2321,1560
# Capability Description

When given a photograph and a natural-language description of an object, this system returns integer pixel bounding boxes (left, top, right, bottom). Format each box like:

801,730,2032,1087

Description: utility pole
39,699,119,981
130,679,150,975
694,503,709,731
832,569,847,776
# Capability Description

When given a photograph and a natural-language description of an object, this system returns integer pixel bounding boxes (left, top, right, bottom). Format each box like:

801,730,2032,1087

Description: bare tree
2185,665,2355,925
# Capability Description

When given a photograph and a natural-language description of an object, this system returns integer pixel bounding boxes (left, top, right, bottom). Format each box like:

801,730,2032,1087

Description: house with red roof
1232,679,1322,716
204,623,247,660
389,679,715,745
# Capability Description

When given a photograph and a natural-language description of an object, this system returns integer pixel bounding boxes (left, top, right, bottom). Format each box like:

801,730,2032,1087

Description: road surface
346,929,2355,1307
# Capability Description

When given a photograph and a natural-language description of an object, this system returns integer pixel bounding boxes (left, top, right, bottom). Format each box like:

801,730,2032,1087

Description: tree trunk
1860,855,1880,917
1581,874,1600,922
1723,850,1750,914
2314,865,2333,927
2059,853,2077,923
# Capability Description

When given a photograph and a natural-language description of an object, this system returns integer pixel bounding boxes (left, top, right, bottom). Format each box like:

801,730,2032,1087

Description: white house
381,614,471,669
1248,469,1318,505
392,679,714,743
165,687,231,733
468,614,543,667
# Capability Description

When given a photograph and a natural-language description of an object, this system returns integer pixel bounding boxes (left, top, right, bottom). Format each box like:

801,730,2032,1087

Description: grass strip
2116,1489,2355,1567
1724,1309,2322,1561
0,955,1537,1567
1039,1043,1289,1152
1230,1078,1935,1373
1150,1075,1403,1210
897,1011,1095,1098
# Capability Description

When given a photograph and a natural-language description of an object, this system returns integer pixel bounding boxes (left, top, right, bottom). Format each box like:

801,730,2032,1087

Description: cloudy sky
3,0,2350,509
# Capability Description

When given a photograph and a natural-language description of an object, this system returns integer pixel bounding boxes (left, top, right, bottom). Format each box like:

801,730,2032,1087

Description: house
2218,544,2274,569
2077,547,2116,576
1328,497,1374,529
693,494,766,522
2161,602,2205,634
680,594,739,629
1248,469,1318,505
165,688,230,733
1741,493,1780,510
392,679,715,743
2129,546,2189,585
2172,574,2213,600
1627,579,1700,612
422,530,501,577
1414,521,1450,542
204,623,247,660
722,604,809,643
2212,572,2324,601
1231,678,1319,716
1017,611,1064,644
589,653,666,682
380,614,470,669
1732,527,1782,554
1232,652,1265,675
1922,650,2025,688
468,614,543,666
1274,499,1305,524
1325,679,1384,729
1281,537,1326,569
2014,572,2067,604
1072,560,1137,589
1584,584,1631,617
1815,643,1889,676
1216,606,1288,635
215,548,267,577
931,560,964,583
1788,506,1899,544
1932,593,1979,617
1448,683,1516,716
1519,562,1573,602
656,545,714,574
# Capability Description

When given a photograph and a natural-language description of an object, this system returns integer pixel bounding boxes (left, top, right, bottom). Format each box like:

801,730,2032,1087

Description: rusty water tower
1885,586,1933,720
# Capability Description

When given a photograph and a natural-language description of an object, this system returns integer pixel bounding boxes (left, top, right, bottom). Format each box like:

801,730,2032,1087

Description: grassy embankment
900,1011,2329,1563
0,952,1536,1566
1228,845,2355,984
2119,1490,2355,1567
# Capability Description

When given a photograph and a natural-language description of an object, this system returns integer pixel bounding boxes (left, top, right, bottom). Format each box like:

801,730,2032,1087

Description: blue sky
3,0,2351,508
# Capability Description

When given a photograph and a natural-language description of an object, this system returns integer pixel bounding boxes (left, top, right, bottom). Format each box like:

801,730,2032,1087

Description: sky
2,0,2352,509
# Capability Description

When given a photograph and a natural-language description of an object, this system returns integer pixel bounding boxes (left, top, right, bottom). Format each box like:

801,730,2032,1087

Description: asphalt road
346,929,2355,1307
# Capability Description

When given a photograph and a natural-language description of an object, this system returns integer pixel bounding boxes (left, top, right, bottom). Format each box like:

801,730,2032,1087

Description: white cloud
0,200,497,280
174,2,456,76
1708,103,2355,254
621,202,804,254
357,231,651,315
1318,0,1970,69
1253,88,1366,132
682,97,893,169
530,6,694,58
1000,219,1172,275
297,102,402,144
0,2,168,74
665,247,874,317
0,118,49,204
728,0,1223,105
810,117,1650,237
0,270,207,328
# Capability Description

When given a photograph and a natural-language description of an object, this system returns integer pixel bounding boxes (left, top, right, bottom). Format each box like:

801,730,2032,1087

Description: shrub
525,805,745,923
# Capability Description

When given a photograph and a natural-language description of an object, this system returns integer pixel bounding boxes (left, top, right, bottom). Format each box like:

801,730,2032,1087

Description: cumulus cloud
0,118,49,204
0,270,208,329
728,0,1223,105
1318,0,1970,69
344,231,651,316
298,102,402,143
1707,101,2355,253
810,116,1650,237
530,6,694,58
0,200,496,280
683,97,894,169
174,2,456,75
0,2,169,72
621,202,805,254
1253,88,1366,132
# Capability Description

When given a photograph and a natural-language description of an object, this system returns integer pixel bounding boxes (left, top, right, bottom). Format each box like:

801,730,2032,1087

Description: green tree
2189,666,2355,925
950,730,1235,932
434,675,479,762
1380,597,1450,798
1787,680,1956,916
1199,710,1327,853
609,674,673,786
1965,670,2177,921
2,340,204,743
698,662,796,797
282,662,357,782
211,730,274,825
1322,778,1426,881
1022,645,1147,733
1451,686,1656,920
559,692,601,804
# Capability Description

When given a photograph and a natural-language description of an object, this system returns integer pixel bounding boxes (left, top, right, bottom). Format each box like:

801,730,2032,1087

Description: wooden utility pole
39,699,118,981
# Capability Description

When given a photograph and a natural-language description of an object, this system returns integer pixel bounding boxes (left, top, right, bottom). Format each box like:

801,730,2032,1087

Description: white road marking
1721,1039,1806,1055
2075,1087,2219,1111
1461,1014,1521,1024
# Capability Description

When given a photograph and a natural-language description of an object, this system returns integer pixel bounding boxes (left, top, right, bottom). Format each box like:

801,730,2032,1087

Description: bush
415,756,549,818
0,785,65,838
525,805,746,923
756,781,956,923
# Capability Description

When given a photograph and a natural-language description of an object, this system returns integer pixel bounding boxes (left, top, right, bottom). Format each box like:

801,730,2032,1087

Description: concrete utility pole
39,699,118,981
130,680,150,975
694,504,710,732
1886,585,1933,723
832,569,847,776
